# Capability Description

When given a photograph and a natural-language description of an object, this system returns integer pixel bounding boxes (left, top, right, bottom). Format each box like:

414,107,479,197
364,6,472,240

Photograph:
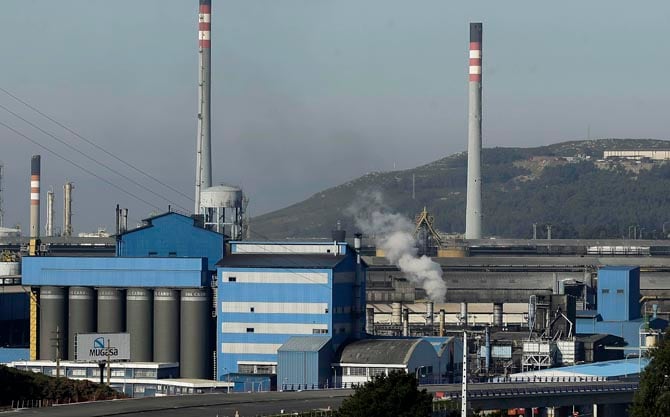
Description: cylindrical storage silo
154,288,180,364
39,286,67,360
97,288,125,333
126,288,153,362
68,286,96,360
180,288,211,379
392,302,402,325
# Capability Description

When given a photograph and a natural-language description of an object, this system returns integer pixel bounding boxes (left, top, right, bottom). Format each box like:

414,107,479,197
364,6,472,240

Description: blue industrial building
576,266,667,348
277,336,333,390
117,212,224,271
216,243,366,382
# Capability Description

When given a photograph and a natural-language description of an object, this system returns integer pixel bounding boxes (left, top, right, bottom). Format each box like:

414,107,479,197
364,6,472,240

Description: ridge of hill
251,139,670,240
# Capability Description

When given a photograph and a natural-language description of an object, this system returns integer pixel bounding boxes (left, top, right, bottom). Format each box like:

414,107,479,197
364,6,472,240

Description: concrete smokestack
46,188,54,237
465,22,483,239
63,182,73,237
30,156,41,238
425,301,434,326
439,309,446,337
194,0,212,213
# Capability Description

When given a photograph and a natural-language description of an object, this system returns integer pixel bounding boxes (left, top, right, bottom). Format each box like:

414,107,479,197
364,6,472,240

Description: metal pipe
465,23,483,239
30,155,41,238
366,307,375,335
493,302,503,327
439,309,446,337
425,301,434,326
121,208,128,233
392,302,402,325
460,302,468,327
195,0,212,213
402,308,410,337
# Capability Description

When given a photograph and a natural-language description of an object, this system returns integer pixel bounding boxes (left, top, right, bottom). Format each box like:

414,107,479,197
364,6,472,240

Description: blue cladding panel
22,257,207,287
0,348,30,363
597,266,640,321
119,213,224,271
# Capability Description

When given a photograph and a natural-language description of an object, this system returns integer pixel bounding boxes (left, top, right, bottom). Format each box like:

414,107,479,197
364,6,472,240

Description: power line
0,87,194,204
0,102,190,213
0,119,163,212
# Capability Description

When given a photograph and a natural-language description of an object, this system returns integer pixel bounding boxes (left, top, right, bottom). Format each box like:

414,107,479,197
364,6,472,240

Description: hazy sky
1,1,669,234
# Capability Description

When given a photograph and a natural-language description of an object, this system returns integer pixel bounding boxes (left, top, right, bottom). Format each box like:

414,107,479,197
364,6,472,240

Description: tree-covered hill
251,139,670,240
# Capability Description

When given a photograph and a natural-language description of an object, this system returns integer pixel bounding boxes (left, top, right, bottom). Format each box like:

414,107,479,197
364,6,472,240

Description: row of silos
38,286,211,379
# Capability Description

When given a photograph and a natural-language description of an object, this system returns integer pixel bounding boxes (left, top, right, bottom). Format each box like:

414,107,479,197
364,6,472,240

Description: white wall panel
222,322,328,334
222,302,328,314
222,343,283,354
222,271,328,284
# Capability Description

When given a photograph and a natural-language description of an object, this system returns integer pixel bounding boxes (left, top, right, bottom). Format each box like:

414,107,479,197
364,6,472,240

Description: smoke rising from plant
347,192,446,302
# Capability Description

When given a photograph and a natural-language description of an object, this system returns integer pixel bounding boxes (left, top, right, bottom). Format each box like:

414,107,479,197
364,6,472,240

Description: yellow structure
29,290,38,360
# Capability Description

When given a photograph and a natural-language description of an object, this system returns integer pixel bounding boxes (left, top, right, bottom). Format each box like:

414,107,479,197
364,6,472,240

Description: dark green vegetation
630,330,670,417
335,372,434,417
0,365,124,406
252,139,670,239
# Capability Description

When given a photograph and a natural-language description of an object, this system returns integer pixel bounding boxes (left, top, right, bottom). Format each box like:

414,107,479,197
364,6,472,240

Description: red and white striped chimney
30,155,41,238
465,23,483,239
195,0,213,213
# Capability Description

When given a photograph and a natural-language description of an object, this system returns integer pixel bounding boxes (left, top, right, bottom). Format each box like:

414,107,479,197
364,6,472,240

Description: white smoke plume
347,192,446,302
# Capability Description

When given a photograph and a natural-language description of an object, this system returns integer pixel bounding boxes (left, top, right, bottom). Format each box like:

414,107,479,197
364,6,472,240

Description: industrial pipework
194,0,213,213
465,23,483,239
30,156,41,238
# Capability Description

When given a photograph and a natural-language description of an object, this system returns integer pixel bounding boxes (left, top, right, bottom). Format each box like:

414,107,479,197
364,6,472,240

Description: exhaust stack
465,22,483,239
63,182,73,237
46,188,54,237
30,156,41,238
194,0,213,213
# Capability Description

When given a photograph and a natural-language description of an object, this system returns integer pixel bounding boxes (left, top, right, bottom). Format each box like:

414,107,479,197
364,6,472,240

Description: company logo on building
89,337,120,358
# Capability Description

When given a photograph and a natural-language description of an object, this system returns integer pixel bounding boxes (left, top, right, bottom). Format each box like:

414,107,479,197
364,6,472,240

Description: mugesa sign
76,333,130,361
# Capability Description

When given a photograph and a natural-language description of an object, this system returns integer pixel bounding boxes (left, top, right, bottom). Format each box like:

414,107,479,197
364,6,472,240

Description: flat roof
511,358,650,379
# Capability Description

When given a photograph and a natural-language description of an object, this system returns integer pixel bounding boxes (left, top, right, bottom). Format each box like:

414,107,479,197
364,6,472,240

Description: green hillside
251,139,670,240
0,365,124,407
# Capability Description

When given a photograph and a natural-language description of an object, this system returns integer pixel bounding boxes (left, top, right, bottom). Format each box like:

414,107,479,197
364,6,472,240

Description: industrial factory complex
0,4,669,417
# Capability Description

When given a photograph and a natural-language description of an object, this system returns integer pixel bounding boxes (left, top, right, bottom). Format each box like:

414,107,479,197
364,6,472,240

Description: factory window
617,289,625,294
250,307,255,313
256,365,274,374
348,367,366,376
325,308,329,313
312,329,328,334
168,251,177,256
134,369,157,378
369,367,386,377
228,277,237,282
238,364,255,373
602,289,610,294
246,328,255,333
148,251,158,256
